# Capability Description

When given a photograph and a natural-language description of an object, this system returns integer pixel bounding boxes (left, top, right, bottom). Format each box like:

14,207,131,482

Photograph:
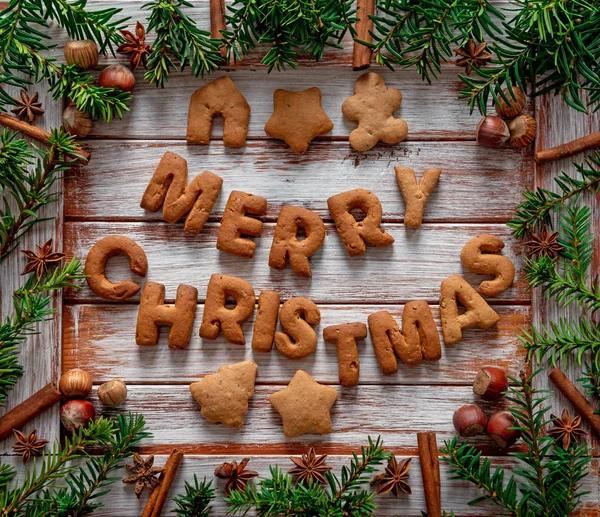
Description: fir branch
143,0,223,88
172,475,215,517
460,0,600,115
508,152,600,239
50,413,150,516
221,0,356,71
227,436,387,516
520,317,600,366
524,256,600,313
0,128,77,261
558,203,594,282
0,257,84,406
0,0,132,121
579,363,600,411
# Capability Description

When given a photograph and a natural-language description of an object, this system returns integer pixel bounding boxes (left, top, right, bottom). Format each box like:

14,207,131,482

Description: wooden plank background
0,0,598,515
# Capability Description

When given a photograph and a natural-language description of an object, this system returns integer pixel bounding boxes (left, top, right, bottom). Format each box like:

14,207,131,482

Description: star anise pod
21,239,65,279
122,453,164,498
289,447,331,485
214,458,258,496
525,228,563,259
454,39,492,75
370,456,411,497
11,90,44,122
12,429,48,464
117,21,151,70
548,408,587,449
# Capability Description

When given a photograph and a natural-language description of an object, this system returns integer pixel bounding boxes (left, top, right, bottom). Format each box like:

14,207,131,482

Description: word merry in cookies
136,151,442,278
84,234,515,387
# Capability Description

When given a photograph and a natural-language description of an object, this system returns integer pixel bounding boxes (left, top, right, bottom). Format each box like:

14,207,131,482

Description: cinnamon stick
0,383,62,441
141,448,184,517
0,113,91,162
535,130,600,164
549,368,600,440
417,431,441,517
210,0,227,59
353,0,375,71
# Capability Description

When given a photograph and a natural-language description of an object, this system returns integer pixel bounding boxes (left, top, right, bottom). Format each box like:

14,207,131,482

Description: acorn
453,404,487,437
63,104,93,137
487,410,520,448
97,379,127,407
508,114,537,148
59,368,93,398
64,40,99,70
98,64,135,92
476,116,510,148
495,86,526,118
473,366,508,401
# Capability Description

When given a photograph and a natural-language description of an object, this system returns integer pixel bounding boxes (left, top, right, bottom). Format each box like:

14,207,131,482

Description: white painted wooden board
64,222,528,304
63,304,530,384
65,140,533,223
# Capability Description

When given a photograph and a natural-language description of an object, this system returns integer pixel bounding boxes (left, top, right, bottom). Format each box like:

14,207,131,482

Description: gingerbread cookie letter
323,322,367,387
395,167,441,228
342,72,408,152
200,274,255,345
190,360,258,428
402,300,441,363
275,297,321,359
85,235,148,301
460,234,515,297
217,191,267,258
328,189,394,256
440,275,500,345
252,290,280,352
186,76,250,148
264,87,333,154
367,310,405,375
136,282,198,349
140,151,223,235
270,370,338,438
269,205,325,277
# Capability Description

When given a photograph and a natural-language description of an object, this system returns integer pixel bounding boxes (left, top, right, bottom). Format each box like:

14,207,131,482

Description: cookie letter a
136,282,198,349
200,274,255,345
328,188,394,256
140,151,223,235
460,234,515,297
395,167,441,228
440,275,500,345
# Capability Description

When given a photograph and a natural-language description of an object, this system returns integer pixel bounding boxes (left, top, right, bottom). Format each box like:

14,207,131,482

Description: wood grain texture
64,140,533,223
63,304,529,384
1,454,595,516
0,81,63,454
63,221,528,304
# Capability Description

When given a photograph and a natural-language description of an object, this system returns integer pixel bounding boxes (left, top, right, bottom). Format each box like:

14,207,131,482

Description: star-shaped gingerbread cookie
342,72,408,152
264,87,333,154
190,360,257,429
269,370,338,438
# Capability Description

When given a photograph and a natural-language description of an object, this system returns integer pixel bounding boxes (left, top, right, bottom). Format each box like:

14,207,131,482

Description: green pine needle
171,475,215,517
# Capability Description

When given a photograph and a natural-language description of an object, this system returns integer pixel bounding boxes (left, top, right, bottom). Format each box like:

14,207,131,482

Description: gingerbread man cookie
342,72,408,152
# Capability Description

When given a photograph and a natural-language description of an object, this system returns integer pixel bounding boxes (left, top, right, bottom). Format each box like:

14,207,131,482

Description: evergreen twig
171,475,215,517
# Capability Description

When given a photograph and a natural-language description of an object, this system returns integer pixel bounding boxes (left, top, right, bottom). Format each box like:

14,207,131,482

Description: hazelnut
476,116,510,148
63,104,93,137
64,40,99,71
60,399,95,432
97,379,127,407
59,368,92,398
98,64,135,92
487,410,520,448
494,86,526,118
453,404,487,437
473,366,508,401
508,114,537,148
